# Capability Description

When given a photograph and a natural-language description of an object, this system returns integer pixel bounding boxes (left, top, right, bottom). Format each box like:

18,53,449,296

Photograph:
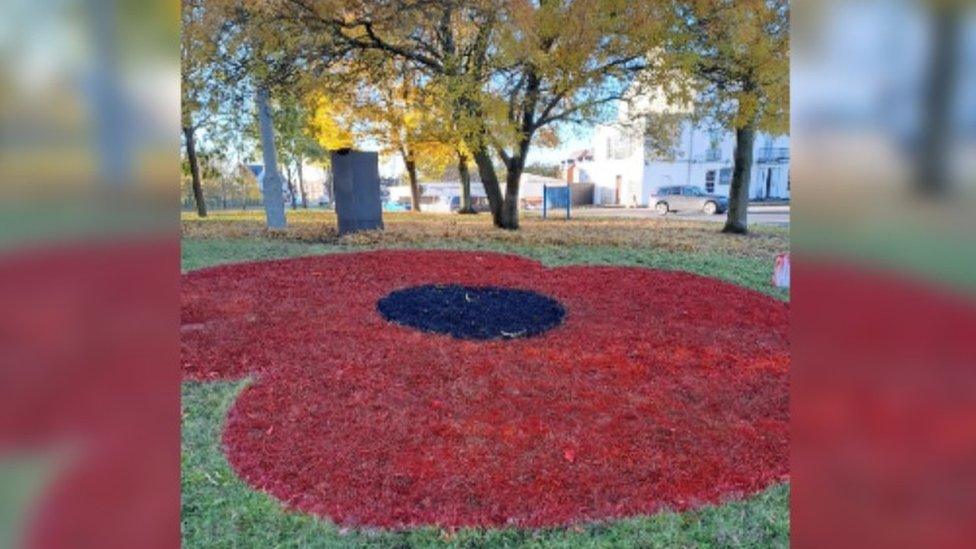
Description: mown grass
181,211,790,548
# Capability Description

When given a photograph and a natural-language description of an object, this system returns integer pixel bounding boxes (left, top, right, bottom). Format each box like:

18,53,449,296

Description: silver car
651,185,728,215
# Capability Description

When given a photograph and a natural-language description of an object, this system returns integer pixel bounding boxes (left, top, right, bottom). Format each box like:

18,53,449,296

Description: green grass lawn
181,211,790,548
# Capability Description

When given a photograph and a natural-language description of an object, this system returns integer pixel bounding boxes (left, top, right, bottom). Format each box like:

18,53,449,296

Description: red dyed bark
1,240,180,549
181,250,790,529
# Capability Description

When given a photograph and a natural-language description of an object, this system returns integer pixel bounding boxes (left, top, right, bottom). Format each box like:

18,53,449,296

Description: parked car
651,185,728,215
383,200,408,212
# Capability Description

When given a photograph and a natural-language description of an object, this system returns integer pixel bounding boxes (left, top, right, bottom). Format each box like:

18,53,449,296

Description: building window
608,134,634,160
719,168,732,186
705,170,716,193
757,147,790,163
705,132,722,162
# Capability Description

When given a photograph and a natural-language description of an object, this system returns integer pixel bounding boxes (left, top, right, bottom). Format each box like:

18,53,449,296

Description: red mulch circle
181,250,790,529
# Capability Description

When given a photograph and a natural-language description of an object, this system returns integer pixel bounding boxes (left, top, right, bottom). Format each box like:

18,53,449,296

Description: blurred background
0,0,179,548
0,0,974,546
794,0,976,286
792,0,976,546
0,0,177,245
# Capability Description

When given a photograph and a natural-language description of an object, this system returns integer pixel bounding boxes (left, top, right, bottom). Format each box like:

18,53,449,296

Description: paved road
570,204,790,226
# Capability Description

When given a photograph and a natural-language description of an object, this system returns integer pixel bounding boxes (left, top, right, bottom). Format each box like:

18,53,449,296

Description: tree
202,75,266,210
308,92,356,204
181,124,207,216
462,0,667,228
524,162,561,179
456,146,477,214
671,0,789,234
203,0,341,228
280,0,668,229
234,163,265,209
181,0,220,217
308,93,356,150
272,93,327,209
180,143,233,209
916,1,963,196
337,56,458,211
369,63,430,211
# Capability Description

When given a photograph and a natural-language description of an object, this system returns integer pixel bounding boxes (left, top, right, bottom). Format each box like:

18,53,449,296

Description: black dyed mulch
376,284,566,340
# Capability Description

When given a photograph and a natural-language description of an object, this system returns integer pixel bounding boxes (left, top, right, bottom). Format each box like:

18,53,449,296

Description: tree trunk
183,125,207,217
472,147,505,226
403,148,421,212
90,3,130,188
501,159,523,230
722,124,756,234
256,86,287,229
457,149,475,214
297,158,308,208
916,5,960,196
240,176,248,210
285,163,298,209
493,67,540,231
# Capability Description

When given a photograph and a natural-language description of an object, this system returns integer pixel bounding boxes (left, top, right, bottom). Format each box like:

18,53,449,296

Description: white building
568,96,790,206
386,172,568,212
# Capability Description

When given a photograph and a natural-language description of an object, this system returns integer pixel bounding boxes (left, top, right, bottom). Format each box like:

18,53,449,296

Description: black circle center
377,284,565,340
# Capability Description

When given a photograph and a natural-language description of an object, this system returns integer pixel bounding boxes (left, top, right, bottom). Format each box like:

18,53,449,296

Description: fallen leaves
181,210,788,260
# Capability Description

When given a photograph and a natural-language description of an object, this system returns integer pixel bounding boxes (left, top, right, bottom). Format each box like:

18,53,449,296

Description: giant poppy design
181,250,789,529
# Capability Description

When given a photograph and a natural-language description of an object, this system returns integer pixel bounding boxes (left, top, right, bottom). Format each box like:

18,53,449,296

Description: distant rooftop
565,149,594,162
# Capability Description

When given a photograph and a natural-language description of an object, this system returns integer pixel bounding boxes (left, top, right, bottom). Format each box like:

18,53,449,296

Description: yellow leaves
308,93,355,151
412,140,458,180
303,57,464,169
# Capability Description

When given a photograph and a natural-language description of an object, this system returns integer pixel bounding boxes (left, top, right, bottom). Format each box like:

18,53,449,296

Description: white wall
520,173,565,199
638,121,790,202
588,125,646,205
580,107,791,205
750,165,791,199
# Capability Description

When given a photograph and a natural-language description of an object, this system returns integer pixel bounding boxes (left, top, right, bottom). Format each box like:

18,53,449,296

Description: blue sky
526,127,594,165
